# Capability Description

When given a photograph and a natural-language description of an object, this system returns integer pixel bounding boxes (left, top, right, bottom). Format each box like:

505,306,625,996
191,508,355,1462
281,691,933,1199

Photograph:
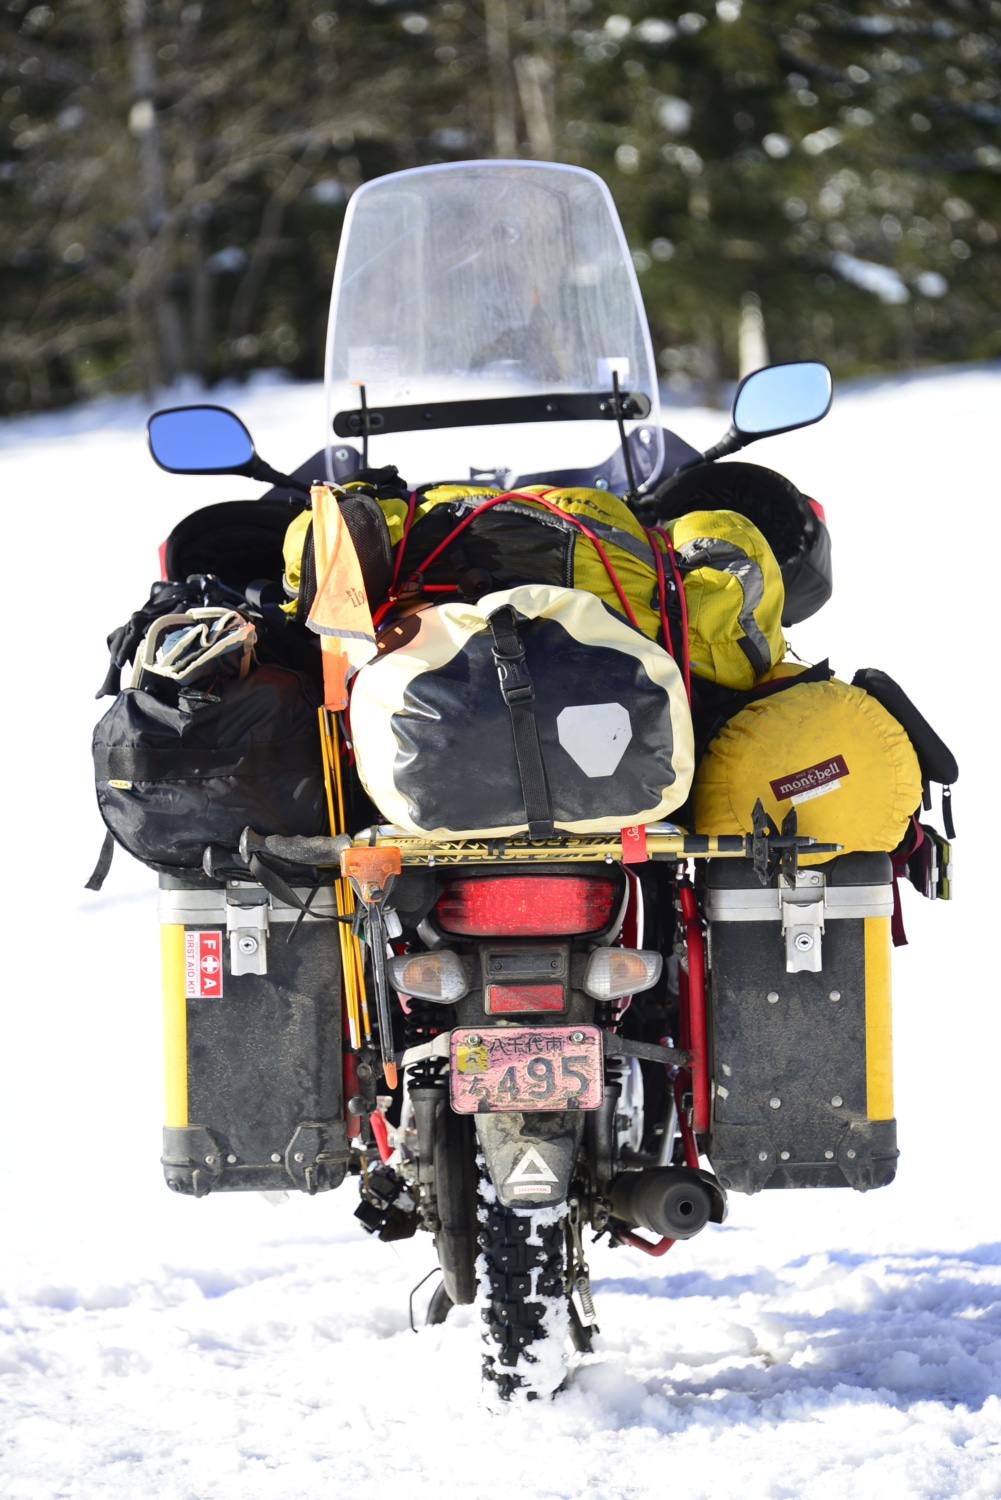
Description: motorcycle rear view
90,161,956,1403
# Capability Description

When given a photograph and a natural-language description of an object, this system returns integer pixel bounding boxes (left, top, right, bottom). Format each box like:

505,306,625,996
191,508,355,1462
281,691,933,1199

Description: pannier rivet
758,1151,768,1161
809,873,822,885
204,1155,215,1165
271,1153,282,1163
831,1095,843,1107
829,990,841,1001
824,1150,835,1159
794,933,814,951
780,1151,790,1160
227,1154,237,1164
767,991,779,1004
847,1150,857,1159
570,1031,585,1043
769,1097,781,1109
294,1152,305,1162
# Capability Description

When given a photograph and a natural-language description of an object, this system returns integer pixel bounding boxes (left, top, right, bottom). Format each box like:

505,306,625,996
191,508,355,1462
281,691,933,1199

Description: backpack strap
488,606,554,840
647,524,691,701
84,830,115,891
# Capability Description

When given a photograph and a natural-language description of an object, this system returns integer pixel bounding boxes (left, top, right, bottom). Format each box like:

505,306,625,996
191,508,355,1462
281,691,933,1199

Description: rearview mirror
674,360,834,474
732,361,833,437
146,404,309,493
147,405,256,475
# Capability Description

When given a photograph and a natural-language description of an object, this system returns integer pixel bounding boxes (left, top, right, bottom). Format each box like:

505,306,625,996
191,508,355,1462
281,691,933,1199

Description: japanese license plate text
449,1025,603,1114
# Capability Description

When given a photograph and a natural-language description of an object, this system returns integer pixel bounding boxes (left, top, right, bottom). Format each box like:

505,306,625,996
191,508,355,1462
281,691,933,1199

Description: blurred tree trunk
124,0,182,390
514,54,554,159
484,0,518,156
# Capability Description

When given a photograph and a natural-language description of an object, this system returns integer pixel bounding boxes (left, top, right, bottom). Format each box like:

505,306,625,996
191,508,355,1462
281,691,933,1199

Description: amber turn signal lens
387,950,468,1003
582,948,662,1001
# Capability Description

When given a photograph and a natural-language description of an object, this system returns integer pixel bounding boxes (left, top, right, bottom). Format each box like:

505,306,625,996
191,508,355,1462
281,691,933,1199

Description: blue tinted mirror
732,362,833,436
147,405,255,474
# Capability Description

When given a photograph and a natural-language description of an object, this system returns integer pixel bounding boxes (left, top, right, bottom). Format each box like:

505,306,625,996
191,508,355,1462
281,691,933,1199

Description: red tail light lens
435,875,619,937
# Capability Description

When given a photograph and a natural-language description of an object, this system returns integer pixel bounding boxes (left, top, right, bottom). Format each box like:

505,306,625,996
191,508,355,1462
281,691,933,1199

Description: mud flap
475,1110,584,1209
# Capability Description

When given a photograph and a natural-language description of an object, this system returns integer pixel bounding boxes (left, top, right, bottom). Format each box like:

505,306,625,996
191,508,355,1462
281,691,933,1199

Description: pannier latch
227,898,269,976
779,870,826,973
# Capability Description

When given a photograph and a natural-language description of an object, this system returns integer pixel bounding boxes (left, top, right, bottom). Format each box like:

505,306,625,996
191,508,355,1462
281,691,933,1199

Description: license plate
449,1025,604,1114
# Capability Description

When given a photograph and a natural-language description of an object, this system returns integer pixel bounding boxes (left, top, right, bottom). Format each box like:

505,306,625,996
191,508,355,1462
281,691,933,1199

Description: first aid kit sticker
184,930,224,998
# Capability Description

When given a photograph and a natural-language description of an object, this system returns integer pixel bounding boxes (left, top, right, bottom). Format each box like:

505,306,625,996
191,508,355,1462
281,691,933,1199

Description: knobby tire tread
477,1201,567,1401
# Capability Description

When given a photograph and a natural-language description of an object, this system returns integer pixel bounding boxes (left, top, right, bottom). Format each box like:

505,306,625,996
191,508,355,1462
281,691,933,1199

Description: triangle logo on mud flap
505,1146,558,1193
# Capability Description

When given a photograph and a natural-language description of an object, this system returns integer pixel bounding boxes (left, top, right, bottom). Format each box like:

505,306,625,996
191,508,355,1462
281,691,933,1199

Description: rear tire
434,1105,479,1305
476,1197,570,1402
426,1281,454,1326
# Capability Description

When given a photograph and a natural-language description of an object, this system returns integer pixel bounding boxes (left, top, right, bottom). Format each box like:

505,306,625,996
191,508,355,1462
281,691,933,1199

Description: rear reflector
435,875,618,937
486,984,565,1014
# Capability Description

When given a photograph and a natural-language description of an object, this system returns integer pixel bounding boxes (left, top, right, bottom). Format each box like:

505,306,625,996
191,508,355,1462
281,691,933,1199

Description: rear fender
475,1110,584,1209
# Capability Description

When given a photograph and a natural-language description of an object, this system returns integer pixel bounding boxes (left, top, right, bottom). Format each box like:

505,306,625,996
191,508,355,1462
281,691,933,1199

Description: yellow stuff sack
668,509,786,690
693,674,922,864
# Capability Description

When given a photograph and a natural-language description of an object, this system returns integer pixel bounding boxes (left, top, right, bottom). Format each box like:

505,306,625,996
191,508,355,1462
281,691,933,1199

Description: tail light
435,875,619,937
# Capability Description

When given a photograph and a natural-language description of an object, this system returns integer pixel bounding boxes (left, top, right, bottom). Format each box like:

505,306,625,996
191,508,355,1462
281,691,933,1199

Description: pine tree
2,0,998,415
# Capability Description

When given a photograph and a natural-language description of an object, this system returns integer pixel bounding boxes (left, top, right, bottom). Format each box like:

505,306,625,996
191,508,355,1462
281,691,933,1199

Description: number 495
496,1055,590,1099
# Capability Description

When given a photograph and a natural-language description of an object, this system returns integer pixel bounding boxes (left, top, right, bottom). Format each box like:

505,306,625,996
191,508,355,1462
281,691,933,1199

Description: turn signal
388,950,468,1004
583,948,662,1001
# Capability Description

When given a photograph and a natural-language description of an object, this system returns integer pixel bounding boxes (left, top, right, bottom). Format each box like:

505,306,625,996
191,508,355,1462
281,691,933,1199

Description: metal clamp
780,871,825,973
227,900,269,976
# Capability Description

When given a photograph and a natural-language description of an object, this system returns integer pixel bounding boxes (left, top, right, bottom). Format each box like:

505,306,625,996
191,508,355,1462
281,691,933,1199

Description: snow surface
2,365,999,1497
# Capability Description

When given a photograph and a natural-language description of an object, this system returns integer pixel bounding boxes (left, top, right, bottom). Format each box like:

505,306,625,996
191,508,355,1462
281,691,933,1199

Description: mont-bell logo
770,754,849,806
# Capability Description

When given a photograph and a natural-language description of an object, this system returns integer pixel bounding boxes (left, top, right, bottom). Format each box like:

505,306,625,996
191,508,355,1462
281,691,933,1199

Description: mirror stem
676,427,748,473
248,455,311,495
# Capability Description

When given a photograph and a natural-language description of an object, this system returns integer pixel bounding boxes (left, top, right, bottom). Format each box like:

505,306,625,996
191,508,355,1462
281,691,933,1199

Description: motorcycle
94,161,953,1403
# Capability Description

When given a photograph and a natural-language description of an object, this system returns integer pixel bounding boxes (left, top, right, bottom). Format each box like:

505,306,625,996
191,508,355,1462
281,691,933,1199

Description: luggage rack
352,807,840,878
357,827,738,866
241,805,839,881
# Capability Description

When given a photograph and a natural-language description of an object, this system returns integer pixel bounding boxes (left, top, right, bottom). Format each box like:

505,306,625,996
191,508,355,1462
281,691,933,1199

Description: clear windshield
325,161,662,493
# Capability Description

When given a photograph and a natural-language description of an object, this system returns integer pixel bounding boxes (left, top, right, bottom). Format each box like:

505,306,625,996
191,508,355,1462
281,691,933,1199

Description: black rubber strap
246,854,342,946
85,831,115,891
95,737,322,782
488,607,554,840
942,785,955,839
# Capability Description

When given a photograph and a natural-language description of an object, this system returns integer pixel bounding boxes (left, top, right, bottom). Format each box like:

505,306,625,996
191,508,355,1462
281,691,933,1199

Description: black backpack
93,661,328,876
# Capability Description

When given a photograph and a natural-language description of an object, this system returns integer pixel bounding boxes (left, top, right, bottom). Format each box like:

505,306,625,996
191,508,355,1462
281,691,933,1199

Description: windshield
325,161,663,493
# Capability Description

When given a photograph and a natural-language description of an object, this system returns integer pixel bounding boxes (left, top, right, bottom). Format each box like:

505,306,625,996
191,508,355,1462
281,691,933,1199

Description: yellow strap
864,915,894,1120
160,924,188,1127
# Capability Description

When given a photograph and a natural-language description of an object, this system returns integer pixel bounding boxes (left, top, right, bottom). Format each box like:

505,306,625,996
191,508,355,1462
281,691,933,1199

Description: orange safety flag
305,483,376,710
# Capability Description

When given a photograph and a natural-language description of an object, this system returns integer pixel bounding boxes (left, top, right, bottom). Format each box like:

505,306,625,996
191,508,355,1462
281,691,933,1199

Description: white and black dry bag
350,585,694,840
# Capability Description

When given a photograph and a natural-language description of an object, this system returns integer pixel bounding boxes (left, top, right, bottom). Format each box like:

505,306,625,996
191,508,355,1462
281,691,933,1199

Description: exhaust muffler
609,1167,721,1240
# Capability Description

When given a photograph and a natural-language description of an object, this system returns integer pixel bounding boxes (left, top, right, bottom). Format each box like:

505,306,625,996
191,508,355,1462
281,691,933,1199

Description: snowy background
1,364,998,1497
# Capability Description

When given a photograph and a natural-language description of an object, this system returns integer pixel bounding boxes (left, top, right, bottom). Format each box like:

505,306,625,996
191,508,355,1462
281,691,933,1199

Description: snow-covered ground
1,365,998,1497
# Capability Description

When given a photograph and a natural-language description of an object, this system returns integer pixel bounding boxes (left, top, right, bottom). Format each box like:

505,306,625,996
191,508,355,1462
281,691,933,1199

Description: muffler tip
610,1168,714,1240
